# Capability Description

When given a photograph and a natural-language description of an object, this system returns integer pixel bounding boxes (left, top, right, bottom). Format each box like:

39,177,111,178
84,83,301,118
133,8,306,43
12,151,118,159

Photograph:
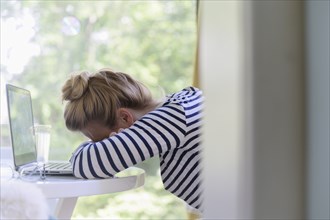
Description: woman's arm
70,104,187,179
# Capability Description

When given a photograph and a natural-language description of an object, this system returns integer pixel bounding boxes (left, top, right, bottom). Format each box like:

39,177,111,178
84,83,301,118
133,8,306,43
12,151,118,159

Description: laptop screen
6,84,37,169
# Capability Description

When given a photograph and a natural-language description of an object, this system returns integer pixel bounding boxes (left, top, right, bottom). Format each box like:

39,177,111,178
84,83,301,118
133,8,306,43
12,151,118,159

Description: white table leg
53,197,78,219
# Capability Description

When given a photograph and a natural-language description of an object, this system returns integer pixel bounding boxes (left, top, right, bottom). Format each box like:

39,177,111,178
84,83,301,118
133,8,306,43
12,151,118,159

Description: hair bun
62,71,90,101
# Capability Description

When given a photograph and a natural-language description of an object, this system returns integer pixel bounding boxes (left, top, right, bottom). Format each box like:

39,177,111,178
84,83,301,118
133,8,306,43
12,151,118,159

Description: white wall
199,1,246,219
200,1,306,219
305,1,330,219
248,1,305,219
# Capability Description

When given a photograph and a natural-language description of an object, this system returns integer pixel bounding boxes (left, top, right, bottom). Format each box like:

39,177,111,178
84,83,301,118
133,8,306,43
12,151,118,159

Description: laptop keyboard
45,162,72,171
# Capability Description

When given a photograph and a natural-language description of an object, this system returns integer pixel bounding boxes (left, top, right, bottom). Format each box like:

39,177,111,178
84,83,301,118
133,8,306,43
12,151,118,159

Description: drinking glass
34,124,51,163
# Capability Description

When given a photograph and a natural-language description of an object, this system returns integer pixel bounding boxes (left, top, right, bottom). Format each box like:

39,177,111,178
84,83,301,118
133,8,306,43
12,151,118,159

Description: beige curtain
192,0,200,89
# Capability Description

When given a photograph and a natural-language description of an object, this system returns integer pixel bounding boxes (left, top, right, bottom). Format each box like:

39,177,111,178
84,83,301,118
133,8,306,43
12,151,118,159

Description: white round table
1,147,145,219
1,165,145,219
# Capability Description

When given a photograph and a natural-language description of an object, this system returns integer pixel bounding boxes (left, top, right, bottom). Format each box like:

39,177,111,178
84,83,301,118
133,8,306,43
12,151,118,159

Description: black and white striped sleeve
70,104,187,179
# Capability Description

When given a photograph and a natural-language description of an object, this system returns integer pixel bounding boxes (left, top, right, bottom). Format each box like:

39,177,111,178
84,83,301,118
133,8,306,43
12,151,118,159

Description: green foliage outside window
1,1,196,219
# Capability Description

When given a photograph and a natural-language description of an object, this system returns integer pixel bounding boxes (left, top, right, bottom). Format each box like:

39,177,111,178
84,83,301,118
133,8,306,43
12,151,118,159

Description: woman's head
62,68,154,133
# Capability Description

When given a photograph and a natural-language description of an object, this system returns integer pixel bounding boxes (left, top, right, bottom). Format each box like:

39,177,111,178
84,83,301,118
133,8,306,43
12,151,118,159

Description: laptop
6,84,73,175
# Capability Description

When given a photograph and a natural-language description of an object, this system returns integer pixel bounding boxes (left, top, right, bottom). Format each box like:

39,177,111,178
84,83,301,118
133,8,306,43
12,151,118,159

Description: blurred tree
1,0,196,219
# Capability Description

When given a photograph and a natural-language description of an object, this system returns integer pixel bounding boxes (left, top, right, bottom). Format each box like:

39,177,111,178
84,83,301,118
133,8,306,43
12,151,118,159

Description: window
1,1,197,218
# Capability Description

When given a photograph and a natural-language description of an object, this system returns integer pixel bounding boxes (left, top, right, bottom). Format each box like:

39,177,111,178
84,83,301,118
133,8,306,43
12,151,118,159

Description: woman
62,68,204,214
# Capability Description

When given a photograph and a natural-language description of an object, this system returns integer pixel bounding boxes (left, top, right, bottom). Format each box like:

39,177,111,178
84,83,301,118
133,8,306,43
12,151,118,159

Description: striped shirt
70,86,204,212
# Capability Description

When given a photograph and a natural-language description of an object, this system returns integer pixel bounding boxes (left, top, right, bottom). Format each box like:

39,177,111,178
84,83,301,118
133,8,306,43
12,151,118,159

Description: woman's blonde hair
62,68,154,131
